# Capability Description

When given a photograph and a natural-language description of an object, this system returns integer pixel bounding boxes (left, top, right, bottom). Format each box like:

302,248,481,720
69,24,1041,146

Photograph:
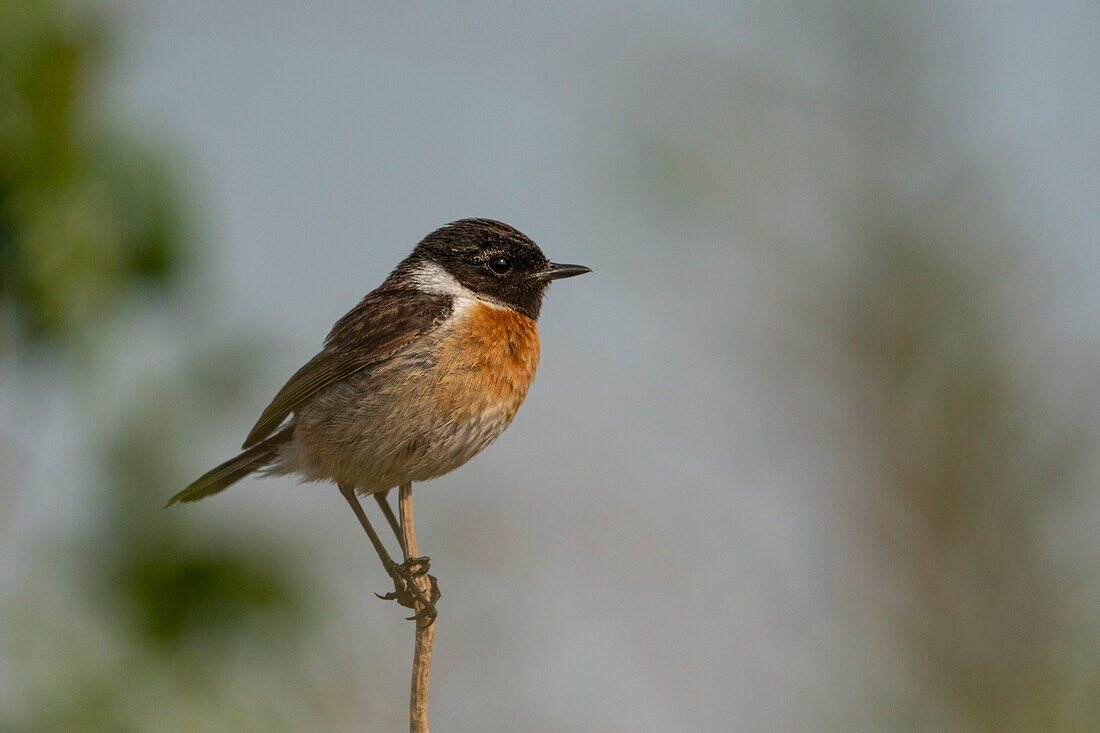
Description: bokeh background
3,1,1100,730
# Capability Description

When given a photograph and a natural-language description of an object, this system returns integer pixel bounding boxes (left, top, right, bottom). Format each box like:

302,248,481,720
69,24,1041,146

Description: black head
398,218,589,319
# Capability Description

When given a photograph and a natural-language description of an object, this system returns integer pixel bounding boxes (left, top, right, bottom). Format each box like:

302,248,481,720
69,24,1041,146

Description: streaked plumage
168,218,585,506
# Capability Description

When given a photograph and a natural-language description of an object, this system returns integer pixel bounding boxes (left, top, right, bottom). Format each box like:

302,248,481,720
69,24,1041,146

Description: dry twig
399,482,434,732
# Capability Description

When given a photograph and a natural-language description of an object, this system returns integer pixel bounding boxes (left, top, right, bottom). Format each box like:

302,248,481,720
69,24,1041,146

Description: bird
166,218,590,623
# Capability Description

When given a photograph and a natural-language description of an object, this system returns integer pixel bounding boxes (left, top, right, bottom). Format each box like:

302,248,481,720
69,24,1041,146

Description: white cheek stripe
407,261,478,298
407,261,513,312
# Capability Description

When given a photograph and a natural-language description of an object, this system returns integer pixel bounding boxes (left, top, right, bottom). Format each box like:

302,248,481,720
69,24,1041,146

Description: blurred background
2,0,1099,730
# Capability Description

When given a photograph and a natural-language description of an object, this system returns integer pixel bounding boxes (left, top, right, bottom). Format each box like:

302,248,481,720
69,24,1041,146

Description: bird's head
398,218,590,319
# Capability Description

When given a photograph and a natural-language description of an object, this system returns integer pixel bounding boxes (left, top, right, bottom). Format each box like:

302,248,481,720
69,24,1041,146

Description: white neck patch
407,260,511,311
407,261,477,298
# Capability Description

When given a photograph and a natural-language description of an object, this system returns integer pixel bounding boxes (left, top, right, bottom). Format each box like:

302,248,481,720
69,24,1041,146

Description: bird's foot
398,555,432,577
376,558,441,627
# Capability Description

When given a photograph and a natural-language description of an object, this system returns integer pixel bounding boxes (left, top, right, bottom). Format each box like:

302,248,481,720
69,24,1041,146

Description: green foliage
94,350,307,651
0,0,183,346
0,4,343,730
119,545,297,646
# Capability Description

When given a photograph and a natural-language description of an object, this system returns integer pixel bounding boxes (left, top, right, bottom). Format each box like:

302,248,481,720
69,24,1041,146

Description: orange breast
434,301,540,420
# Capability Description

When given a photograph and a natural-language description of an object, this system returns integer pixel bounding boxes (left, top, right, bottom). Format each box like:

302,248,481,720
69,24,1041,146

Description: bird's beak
534,262,592,281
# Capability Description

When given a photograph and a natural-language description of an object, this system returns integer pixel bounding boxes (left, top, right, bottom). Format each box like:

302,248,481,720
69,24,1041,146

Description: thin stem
399,482,434,733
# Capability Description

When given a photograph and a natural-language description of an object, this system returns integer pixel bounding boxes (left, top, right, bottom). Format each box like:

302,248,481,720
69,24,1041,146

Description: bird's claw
402,573,440,624
377,560,441,627
400,556,432,577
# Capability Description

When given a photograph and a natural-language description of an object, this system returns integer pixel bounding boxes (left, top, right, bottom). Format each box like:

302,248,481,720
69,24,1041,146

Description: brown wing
241,289,452,449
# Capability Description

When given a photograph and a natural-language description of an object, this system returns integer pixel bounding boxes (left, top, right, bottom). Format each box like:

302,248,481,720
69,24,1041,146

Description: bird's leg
374,490,432,579
374,489,404,549
339,484,438,623
375,488,439,611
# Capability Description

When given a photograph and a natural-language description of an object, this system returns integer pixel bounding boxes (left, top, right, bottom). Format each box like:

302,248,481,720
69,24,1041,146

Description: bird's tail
165,428,293,507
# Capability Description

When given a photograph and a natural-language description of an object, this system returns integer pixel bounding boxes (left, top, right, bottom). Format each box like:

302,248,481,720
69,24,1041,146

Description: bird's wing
242,289,453,449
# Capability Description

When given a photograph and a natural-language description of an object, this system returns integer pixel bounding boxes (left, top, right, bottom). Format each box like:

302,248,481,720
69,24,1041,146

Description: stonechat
167,218,590,622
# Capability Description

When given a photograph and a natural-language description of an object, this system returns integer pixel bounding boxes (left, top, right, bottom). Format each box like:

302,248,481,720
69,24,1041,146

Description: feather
241,289,452,449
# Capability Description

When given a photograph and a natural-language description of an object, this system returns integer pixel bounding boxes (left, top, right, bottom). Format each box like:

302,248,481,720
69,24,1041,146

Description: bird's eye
487,256,511,275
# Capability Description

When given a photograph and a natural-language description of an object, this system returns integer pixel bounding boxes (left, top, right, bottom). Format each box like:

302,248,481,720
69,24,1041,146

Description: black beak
535,262,592,281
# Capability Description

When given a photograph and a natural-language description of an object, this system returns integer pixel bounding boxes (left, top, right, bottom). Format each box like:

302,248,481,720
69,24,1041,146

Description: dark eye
487,256,511,275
